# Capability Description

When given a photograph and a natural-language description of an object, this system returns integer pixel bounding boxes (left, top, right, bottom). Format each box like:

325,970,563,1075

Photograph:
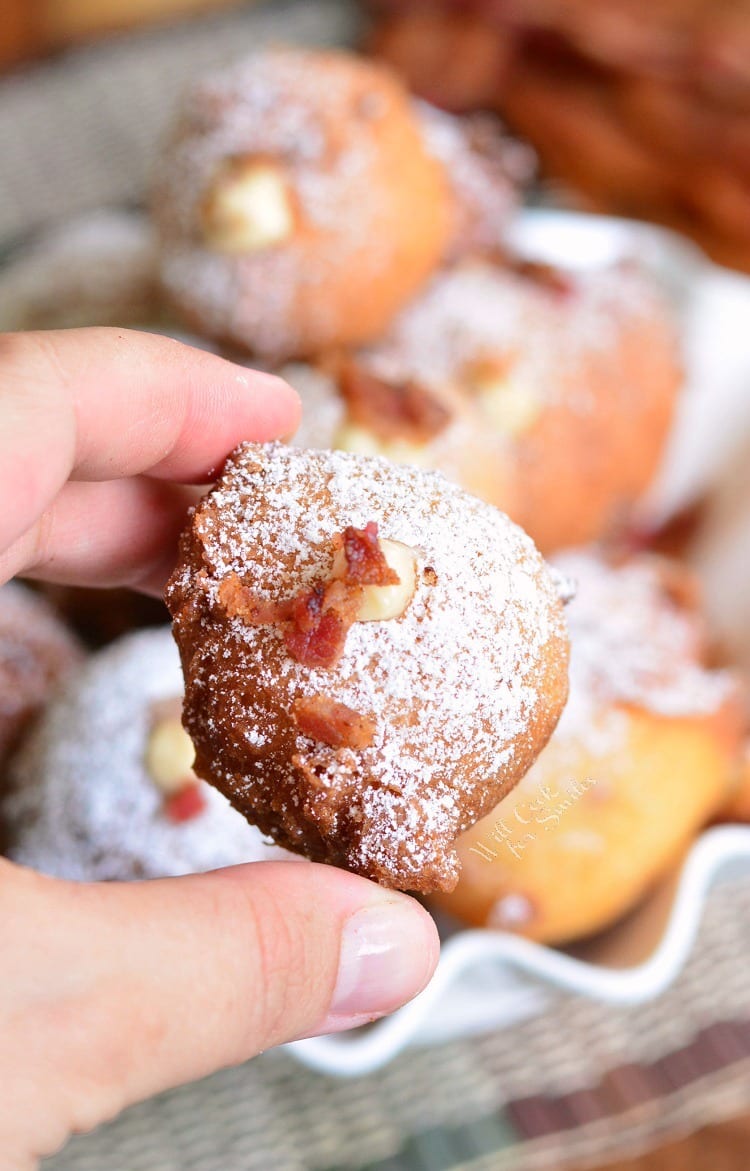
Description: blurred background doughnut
285,254,681,553
429,550,745,943
0,582,83,772
152,48,456,359
2,627,295,880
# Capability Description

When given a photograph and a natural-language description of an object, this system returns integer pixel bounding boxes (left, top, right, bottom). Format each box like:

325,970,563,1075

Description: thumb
5,860,438,1151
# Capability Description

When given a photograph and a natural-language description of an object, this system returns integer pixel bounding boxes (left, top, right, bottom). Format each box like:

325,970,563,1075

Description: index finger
0,328,300,555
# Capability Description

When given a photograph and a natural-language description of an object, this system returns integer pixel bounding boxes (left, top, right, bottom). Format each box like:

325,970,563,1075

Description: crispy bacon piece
485,246,574,298
338,358,452,443
293,695,376,749
283,581,362,669
342,522,400,586
510,257,574,297
617,500,706,562
217,523,400,669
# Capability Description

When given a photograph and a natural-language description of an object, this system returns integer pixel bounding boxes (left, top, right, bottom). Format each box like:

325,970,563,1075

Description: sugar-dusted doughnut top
551,550,739,754
355,256,675,413
3,628,292,880
167,443,569,891
153,48,452,360
284,255,678,459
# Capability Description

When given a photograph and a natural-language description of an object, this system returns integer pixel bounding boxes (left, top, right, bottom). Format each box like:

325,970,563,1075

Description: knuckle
27,506,56,574
215,873,320,1050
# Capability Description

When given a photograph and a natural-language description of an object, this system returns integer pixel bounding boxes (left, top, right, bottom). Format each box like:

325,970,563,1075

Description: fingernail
325,901,437,1030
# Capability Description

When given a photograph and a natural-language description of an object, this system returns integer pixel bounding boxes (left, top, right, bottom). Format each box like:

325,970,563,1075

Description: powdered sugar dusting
550,550,737,756
152,49,446,359
418,104,533,255
358,258,668,414
282,359,492,505
281,258,675,507
171,443,569,889
3,628,293,880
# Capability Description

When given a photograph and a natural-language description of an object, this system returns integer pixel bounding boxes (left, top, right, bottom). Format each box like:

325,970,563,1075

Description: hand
0,329,440,1169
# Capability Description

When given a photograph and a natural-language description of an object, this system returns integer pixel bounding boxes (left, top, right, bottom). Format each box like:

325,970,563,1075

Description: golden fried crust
166,443,570,893
435,705,744,944
718,745,750,823
430,552,745,941
500,274,681,551
152,49,453,361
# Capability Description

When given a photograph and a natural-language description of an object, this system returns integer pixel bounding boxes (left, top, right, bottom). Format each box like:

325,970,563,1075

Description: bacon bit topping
283,580,361,668
218,523,401,669
164,783,207,823
618,500,706,562
342,522,400,586
338,358,452,443
423,565,438,586
486,247,574,298
293,695,376,749
509,258,574,298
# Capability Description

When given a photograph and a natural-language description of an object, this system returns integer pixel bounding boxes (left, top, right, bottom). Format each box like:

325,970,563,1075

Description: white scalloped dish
292,827,750,1076
289,210,750,1077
